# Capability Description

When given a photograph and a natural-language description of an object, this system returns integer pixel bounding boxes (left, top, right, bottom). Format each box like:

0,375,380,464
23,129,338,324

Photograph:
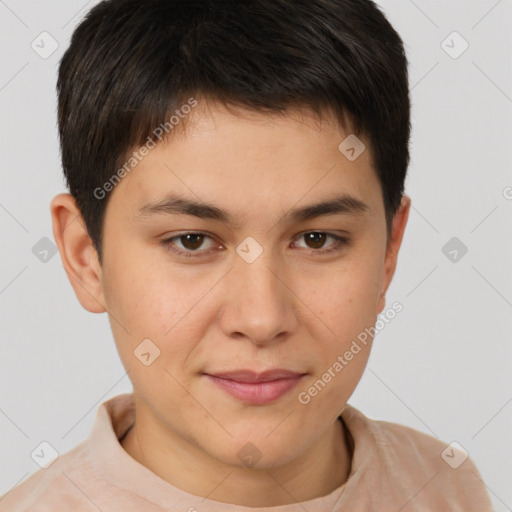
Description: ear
376,195,411,314
50,193,106,313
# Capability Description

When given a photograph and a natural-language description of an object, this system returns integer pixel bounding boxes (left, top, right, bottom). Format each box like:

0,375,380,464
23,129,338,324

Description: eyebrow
136,193,370,226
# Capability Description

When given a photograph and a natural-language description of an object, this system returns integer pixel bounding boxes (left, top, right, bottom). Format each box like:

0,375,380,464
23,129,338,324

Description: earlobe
50,193,106,314
377,195,411,315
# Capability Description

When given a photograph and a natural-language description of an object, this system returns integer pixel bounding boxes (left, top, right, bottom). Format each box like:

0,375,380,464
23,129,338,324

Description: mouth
203,369,306,405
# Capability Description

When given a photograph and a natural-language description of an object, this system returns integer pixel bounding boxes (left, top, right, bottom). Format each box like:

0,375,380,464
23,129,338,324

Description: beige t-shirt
0,393,493,511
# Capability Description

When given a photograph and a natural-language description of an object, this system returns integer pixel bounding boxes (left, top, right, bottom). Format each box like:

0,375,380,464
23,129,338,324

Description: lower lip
205,375,304,405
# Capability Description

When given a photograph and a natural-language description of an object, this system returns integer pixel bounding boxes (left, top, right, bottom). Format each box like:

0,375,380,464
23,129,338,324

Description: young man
1,0,493,510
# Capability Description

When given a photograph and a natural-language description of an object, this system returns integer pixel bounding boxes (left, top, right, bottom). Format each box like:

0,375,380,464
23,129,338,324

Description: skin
51,100,410,507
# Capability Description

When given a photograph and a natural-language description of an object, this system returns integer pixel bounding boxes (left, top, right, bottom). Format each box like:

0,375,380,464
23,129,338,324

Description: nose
218,248,299,346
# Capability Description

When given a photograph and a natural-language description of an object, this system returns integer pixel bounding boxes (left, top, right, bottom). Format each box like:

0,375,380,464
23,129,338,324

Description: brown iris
304,232,327,249
180,233,205,250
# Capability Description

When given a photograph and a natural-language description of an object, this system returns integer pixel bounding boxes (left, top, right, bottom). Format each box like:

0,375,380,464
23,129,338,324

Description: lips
204,369,306,405
207,369,304,383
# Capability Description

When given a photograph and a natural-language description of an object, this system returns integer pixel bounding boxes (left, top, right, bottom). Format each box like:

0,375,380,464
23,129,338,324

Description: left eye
293,232,348,253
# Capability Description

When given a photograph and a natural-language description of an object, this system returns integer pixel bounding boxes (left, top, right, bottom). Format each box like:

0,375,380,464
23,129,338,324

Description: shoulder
0,393,136,511
341,405,494,511
0,441,100,511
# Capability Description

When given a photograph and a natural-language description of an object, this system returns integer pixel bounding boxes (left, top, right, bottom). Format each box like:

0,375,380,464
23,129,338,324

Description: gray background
1,0,511,509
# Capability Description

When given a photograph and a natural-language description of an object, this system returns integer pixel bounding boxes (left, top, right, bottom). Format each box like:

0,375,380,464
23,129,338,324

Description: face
70,100,408,469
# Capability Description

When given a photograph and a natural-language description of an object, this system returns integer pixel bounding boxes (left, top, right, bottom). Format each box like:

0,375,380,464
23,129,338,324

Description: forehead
108,101,382,224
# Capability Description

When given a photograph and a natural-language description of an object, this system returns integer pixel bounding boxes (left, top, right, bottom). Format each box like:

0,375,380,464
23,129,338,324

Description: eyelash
160,231,350,259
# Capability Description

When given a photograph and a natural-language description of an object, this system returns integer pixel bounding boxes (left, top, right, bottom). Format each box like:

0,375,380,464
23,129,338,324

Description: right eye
160,232,221,258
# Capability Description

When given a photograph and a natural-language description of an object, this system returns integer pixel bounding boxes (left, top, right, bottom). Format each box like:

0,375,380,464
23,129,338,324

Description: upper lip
206,369,305,383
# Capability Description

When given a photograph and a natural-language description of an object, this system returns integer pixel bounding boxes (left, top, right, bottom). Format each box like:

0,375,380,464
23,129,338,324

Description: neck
121,406,352,507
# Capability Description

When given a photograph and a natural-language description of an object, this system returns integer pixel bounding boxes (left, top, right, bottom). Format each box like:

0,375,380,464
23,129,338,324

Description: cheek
102,244,195,333
302,251,384,340
102,252,218,377
103,262,203,403
292,248,384,406
295,267,379,419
